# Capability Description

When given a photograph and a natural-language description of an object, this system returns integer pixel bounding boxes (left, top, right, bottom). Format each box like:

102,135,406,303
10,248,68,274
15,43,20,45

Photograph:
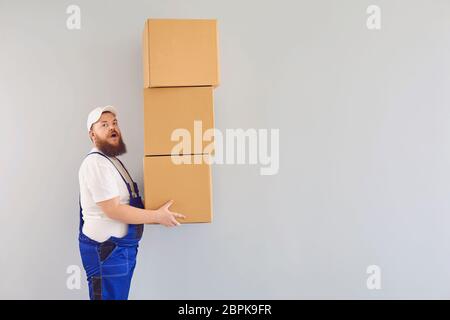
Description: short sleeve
82,157,120,203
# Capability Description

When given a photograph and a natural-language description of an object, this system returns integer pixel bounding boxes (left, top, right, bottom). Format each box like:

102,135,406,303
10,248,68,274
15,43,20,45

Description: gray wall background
1,0,450,299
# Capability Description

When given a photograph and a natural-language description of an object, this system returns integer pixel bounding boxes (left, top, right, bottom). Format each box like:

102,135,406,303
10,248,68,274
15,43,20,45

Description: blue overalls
78,151,144,300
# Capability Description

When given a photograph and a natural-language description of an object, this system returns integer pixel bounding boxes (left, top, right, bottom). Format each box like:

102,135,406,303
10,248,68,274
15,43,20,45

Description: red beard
96,133,127,157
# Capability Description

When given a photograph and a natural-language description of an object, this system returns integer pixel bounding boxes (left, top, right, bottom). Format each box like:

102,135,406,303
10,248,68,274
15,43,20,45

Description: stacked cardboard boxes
142,19,219,223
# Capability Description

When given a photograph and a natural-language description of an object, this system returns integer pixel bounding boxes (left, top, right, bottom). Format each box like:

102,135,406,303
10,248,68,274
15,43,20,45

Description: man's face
90,111,127,157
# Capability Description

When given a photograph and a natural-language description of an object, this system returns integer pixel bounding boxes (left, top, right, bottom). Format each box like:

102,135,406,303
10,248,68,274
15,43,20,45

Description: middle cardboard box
143,86,215,156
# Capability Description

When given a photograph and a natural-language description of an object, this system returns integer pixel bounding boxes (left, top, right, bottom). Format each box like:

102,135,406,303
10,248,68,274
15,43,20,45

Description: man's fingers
163,218,178,227
173,212,186,219
168,215,180,225
163,199,174,209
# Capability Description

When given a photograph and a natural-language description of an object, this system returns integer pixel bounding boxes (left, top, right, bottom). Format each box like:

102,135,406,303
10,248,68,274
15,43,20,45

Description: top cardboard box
142,19,220,88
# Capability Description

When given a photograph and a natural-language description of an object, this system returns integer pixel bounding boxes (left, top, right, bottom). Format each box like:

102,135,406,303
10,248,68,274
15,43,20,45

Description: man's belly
82,218,128,243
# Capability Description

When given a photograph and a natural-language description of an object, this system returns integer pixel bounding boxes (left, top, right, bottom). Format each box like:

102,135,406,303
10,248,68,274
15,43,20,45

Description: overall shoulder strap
114,157,135,183
86,152,137,197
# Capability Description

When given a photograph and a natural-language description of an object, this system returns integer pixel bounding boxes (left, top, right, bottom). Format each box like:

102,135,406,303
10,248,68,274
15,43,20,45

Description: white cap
86,105,118,132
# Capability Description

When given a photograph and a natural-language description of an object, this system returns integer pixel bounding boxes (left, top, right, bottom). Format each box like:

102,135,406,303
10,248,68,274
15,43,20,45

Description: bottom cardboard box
143,154,212,223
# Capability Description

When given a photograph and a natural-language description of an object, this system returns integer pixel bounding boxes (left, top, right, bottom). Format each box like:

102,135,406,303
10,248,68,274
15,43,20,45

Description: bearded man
78,106,185,300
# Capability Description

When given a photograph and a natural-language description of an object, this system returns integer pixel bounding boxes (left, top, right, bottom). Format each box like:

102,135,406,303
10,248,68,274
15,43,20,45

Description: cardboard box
143,155,212,223
143,86,215,156
142,18,220,88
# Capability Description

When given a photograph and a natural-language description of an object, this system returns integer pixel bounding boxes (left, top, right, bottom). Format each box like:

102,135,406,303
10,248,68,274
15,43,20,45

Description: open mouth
110,132,118,138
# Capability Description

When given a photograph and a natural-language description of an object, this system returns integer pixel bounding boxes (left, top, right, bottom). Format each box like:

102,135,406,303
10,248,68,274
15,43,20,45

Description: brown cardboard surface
142,19,150,91
142,18,219,88
143,86,215,156
143,154,213,223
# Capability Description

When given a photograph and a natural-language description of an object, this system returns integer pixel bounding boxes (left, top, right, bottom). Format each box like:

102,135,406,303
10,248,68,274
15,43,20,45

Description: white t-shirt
78,147,131,242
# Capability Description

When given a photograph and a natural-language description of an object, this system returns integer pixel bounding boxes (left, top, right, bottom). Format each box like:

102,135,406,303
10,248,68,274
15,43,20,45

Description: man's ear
89,130,95,142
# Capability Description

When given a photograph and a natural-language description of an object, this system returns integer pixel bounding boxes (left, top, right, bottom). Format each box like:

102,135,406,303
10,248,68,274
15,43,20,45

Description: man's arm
98,197,185,227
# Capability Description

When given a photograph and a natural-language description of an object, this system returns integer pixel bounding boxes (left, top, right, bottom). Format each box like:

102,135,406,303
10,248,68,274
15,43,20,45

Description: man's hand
97,196,186,226
153,200,186,227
